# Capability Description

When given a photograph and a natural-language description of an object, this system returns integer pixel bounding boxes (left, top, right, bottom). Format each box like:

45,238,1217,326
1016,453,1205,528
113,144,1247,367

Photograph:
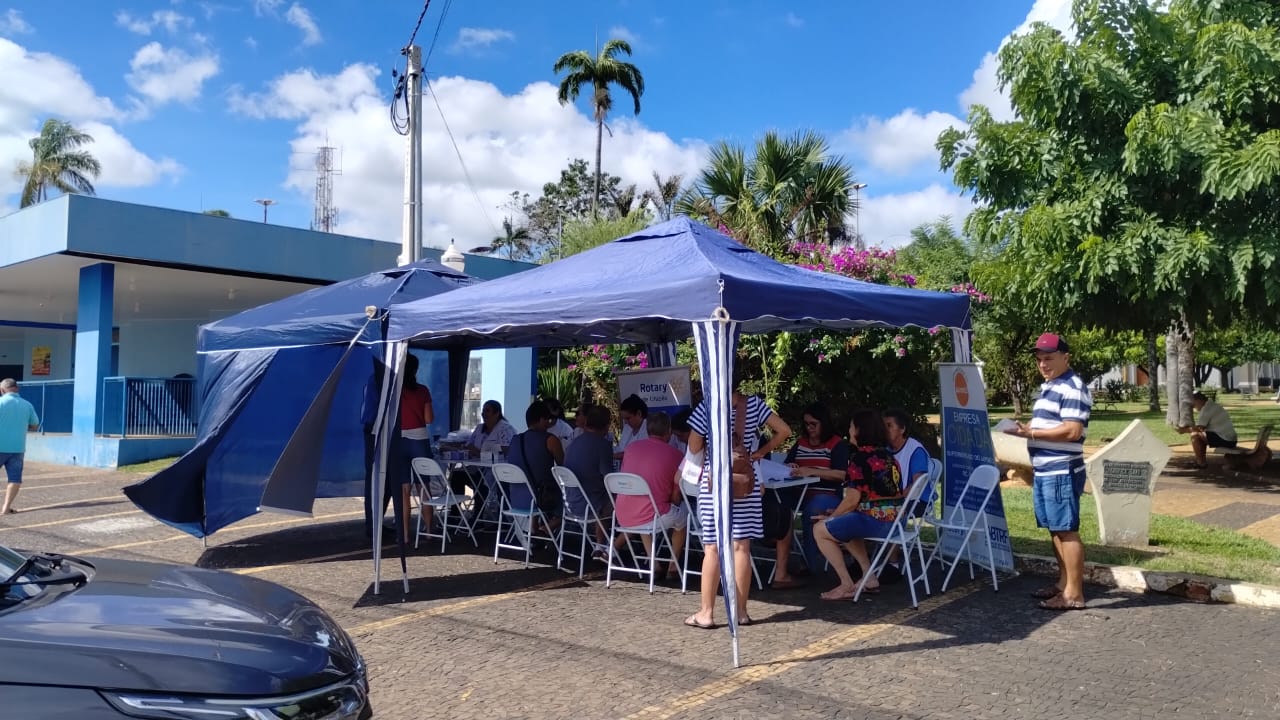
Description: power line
405,0,431,50
422,0,453,70
425,75,499,239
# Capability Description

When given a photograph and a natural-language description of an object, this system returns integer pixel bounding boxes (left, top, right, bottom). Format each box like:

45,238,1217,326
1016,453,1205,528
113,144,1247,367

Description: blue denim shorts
0,453,24,484
1033,461,1086,532
825,510,893,543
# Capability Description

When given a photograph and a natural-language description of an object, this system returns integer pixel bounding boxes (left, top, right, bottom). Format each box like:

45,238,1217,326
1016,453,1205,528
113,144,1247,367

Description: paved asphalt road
3,463,1278,719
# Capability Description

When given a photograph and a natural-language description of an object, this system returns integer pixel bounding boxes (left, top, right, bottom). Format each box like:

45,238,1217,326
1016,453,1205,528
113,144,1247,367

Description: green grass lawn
989,393,1277,449
997,485,1280,585
117,456,180,474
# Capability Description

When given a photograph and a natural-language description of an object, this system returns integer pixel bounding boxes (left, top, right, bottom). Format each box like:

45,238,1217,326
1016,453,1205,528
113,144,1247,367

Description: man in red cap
1003,333,1092,610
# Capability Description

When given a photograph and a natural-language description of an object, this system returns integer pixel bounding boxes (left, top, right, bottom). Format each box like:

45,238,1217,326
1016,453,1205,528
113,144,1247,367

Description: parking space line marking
7,494,126,515
21,480,115,491
0,509,143,534
349,572,600,636
232,548,372,575
76,510,363,555
622,583,984,720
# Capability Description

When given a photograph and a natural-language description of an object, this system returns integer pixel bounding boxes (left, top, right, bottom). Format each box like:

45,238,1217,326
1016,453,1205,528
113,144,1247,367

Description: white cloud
841,109,965,175
115,9,192,35
284,3,321,46
245,36,258,50
958,0,1074,120
0,38,181,201
450,27,514,53
785,12,804,28
253,0,282,15
608,25,644,50
126,42,219,106
0,9,32,36
229,65,706,249
859,184,973,249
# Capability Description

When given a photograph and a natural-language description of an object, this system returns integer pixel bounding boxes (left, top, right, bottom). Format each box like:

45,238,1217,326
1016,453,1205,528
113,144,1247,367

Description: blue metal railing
100,377,197,438
22,380,74,433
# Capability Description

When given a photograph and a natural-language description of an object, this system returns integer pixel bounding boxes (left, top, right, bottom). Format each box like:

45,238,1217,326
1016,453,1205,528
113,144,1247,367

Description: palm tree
553,39,644,218
15,119,102,208
676,130,857,256
492,216,532,260
609,183,638,219
643,172,683,222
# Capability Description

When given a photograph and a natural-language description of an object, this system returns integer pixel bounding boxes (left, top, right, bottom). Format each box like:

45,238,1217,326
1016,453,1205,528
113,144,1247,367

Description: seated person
812,409,904,600
469,400,517,457
884,408,932,516
616,412,688,577
614,394,649,459
669,407,693,454
770,402,849,589
448,399,518,508
563,404,615,542
545,397,575,447
505,401,565,522
1176,391,1237,468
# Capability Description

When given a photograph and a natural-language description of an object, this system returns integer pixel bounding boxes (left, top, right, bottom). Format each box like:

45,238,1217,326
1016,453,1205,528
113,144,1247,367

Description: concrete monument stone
1086,419,1171,547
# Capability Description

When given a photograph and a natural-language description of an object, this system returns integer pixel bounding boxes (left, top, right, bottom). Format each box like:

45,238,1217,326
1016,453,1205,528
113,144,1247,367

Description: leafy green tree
554,39,645,218
1196,324,1280,389
896,218,974,290
202,209,231,217
515,159,623,260
16,118,102,207
677,130,858,256
559,211,651,259
938,0,1280,426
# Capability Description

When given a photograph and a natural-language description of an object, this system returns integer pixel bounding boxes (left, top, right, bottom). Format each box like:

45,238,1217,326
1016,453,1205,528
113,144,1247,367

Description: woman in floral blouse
811,408,904,600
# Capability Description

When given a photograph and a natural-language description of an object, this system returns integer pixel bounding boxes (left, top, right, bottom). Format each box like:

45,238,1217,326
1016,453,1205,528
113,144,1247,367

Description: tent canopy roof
386,217,970,349
201,260,477,353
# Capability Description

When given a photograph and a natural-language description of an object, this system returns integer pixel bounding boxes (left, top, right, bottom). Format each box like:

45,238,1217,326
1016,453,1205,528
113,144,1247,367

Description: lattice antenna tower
312,145,342,232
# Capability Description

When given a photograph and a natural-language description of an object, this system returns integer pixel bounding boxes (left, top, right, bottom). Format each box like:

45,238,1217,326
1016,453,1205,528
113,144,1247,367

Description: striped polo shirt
1027,369,1091,475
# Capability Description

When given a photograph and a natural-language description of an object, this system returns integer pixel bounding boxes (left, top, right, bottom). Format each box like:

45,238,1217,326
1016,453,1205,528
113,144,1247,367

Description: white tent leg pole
371,342,406,595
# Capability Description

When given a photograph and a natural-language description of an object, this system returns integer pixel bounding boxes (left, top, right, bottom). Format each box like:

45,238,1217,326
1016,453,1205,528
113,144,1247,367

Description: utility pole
852,183,868,247
254,198,276,223
400,45,423,265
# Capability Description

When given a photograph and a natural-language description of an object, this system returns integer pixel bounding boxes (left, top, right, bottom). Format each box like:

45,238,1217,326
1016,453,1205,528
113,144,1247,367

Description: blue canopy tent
299,217,972,666
123,260,477,538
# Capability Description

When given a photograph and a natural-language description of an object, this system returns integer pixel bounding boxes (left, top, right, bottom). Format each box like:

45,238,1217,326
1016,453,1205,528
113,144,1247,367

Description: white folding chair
411,457,477,553
604,472,682,594
853,469,934,607
552,465,609,577
679,477,703,594
490,463,559,568
923,464,1002,593
921,457,944,520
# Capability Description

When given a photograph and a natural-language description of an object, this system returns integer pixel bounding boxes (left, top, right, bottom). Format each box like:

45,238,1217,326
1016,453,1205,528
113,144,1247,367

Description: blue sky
0,0,1072,249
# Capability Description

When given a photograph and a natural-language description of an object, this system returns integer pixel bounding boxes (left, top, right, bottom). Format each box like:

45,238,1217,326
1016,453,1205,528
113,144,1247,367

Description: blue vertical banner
938,362,1015,572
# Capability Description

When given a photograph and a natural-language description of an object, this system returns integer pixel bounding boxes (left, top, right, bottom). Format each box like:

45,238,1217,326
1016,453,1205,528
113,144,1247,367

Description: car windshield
0,545,51,604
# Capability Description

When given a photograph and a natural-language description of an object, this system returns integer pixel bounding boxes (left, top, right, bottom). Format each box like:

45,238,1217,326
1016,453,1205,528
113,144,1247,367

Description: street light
253,198,276,223
852,183,868,246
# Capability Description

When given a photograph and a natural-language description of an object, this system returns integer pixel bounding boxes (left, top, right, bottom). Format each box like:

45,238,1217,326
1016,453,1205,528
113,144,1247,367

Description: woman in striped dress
683,376,791,629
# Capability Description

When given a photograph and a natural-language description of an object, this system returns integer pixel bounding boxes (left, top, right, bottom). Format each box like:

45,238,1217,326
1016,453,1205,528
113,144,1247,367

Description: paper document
754,458,792,483
993,418,1019,434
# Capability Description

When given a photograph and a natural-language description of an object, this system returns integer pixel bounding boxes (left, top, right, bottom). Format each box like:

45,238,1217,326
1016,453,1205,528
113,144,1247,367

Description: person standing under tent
683,370,791,629
1005,333,1092,611
0,379,39,515
394,354,434,541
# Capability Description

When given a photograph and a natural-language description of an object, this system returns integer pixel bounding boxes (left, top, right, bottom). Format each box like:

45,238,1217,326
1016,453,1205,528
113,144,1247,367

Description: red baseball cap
1031,333,1070,353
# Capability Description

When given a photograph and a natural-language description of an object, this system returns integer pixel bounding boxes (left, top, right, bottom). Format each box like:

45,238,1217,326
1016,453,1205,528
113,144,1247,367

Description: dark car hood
0,557,361,696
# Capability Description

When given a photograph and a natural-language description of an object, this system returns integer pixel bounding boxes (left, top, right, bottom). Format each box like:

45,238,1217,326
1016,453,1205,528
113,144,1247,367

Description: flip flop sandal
738,617,754,627
683,615,718,630
769,578,805,590
1030,585,1062,600
1039,597,1087,611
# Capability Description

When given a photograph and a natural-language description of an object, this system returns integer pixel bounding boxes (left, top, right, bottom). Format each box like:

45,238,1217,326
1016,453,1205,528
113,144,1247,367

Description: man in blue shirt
0,379,41,515
1005,334,1092,611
